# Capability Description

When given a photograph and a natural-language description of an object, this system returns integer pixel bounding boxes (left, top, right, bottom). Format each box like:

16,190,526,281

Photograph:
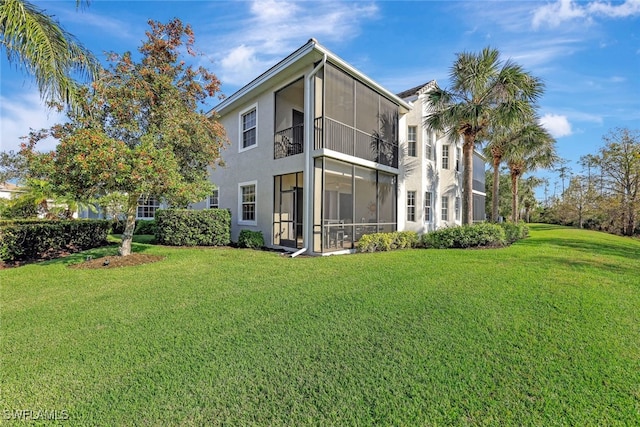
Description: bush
421,223,506,249
500,221,529,244
0,220,111,262
238,230,264,249
155,209,230,246
134,219,156,235
356,231,419,253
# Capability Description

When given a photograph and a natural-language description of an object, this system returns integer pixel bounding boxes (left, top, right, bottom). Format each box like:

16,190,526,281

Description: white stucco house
190,39,486,255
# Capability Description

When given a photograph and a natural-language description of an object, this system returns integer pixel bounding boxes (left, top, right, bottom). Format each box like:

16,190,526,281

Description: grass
1,224,639,425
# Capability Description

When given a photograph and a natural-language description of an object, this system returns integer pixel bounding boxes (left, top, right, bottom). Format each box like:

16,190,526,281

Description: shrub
421,223,506,249
134,219,156,235
500,221,529,244
356,231,419,253
0,220,111,262
238,230,264,249
155,209,230,246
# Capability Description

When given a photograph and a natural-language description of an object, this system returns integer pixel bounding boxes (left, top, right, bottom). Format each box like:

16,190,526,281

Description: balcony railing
314,117,398,168
274,124,304,159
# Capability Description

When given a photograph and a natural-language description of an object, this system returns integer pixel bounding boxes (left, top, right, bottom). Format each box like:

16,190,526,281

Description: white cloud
539,114,573,138
532,0,640,28
213,0,379,88
0,92,63,153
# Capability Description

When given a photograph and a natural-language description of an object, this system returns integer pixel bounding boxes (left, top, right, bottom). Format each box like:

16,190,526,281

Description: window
407,126,417,157
424,191,432,222
442,144,450,169
240,106,257,150
239,182,256,224
407,191,416,222
425,130,434,160
455,197,461,221
209,189,219,208
456,147,462,172
137,196,160,219
441,196,449,221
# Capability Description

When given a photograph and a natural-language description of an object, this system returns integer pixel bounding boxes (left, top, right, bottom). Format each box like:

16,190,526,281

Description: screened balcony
274,78,305,160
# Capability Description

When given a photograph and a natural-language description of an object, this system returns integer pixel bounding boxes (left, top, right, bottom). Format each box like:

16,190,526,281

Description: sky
1,0,639,199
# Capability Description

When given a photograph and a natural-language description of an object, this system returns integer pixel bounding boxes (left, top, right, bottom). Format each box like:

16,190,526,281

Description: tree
594,128,640,236
426,47,543,224
20,19,227,255
505,122,556,222
484,118,548,222
0,0,100,110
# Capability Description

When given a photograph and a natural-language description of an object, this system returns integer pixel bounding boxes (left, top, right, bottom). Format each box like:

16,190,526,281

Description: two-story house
196,39,486,255
397,82,486,233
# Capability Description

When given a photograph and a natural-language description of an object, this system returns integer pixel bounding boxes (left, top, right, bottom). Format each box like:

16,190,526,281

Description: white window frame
137,196,160,219
239,104,258,152
425,130,434,161
456,147,462,172
442,144,450,170
424,191,432,222
407,126,417,157
441,196,449,221
455,196,461,221
209,189,219,209
407,191,416,222
238,181,257,226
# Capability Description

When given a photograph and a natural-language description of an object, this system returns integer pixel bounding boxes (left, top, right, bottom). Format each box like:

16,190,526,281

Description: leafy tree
595,128,640,236
0,0,100,110
426,47,543,224
20,19,227,255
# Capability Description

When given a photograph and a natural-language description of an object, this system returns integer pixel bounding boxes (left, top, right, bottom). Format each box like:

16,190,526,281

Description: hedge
421,223,507,249
154,209,230,246
134,219,156,235
0,220,111,262
356,231,419,253
237,230,265,249
500,221,529,244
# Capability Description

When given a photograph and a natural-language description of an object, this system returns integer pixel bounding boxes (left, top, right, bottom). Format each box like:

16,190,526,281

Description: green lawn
2,224,639,425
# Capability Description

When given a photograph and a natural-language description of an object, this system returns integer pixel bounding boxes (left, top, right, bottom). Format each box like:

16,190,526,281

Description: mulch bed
69,254,165,269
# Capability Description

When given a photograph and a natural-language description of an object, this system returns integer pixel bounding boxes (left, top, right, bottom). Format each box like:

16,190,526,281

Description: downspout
302,50,327,255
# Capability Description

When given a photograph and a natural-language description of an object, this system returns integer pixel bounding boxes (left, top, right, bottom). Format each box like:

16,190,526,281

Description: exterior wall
399,91,465,233
209,67,311,245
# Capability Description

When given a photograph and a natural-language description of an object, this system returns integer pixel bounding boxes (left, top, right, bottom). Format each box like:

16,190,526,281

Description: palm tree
426,47,543,224
0,0,100,110
484,118,550,222
505,123,557,222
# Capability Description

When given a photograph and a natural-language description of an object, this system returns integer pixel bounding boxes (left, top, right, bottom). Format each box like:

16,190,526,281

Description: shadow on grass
519,236,640,262
35,236,157,268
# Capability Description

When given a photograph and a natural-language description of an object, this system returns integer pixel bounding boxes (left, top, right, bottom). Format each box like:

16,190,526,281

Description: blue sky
2,0,639,198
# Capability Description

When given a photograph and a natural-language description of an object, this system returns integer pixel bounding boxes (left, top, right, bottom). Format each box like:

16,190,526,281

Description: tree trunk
119,195,138,256
511,172,520,222
491,154,501,222
462,135,474,225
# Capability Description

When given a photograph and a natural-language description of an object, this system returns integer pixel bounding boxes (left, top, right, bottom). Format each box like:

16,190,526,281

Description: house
397,82,486,233
193,38,486,255
0,182,24,200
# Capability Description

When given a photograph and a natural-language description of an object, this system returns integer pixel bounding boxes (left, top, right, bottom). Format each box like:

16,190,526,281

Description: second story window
241,107,257,151
408,126,417,157
456,147,462,172
442,144,450,169
425,130,434,161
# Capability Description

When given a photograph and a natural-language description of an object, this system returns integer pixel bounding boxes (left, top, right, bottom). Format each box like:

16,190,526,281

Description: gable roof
211,39,411,116
396,80,437,100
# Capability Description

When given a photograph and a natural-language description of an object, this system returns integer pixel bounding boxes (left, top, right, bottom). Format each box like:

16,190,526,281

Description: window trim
424,191,432,222
238,181,257,226
407,126,417,157
407,190,416,222
441,195,449,221
137,195,160,219
455,196,461,221
442,144,450,170
239,104,258,153
209,189,219,209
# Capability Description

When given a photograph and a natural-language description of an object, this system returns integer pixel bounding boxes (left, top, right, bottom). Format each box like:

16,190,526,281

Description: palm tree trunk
119,194,138,256
511,172,520,222
492,155,501,222
462,136,474,225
